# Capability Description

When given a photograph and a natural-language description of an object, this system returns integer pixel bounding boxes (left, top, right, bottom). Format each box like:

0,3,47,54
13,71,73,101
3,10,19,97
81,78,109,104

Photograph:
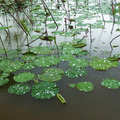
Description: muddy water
1,62,120,120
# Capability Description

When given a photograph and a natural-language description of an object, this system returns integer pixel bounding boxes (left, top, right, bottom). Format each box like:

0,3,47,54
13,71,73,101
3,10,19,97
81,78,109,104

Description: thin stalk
54,37,59,57
14,32,19,50
0,36,7,56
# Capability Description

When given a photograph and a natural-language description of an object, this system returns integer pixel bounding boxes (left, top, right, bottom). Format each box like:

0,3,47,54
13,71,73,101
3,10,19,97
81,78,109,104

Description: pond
0,0,120,120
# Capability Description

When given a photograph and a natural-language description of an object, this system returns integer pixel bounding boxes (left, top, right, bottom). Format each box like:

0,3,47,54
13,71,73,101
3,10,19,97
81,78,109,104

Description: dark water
1,61,120,120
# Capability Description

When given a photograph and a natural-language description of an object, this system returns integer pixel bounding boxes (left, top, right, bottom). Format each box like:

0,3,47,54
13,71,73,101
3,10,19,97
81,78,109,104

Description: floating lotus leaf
69,58,89,68
0,78,9,86
76,82,94,92
90,58,119,70
0,48,8,54
65,68,87,78
31,82,59,99
59,42,72,47
8,84,31,95
22,63,35,70
38,68,64,82
20,52,37,61
0,60,24,73
101,78,120,89
68,83,76,88
14,72,35,82
7,49,20,59
34,56,60,67
30,46,52,54
60,54,74,61
0,72,10,78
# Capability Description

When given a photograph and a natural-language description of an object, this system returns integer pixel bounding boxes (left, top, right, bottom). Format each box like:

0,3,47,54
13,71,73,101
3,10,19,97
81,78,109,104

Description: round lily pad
31,82,59,99
8,84,31,95
30,46,52,54
20,52,37,62
0,60,24,73
68,83,76,88
22,63,35,70
69,58,89,68
101,78,120,89
90,58,119,70
14,72,35,83
34,56,60,67
38,68,64,82
7,49,20,59
76,82,94,92
0,72,10,78
65,68,87,78
60,54,74,61
0,78,9,86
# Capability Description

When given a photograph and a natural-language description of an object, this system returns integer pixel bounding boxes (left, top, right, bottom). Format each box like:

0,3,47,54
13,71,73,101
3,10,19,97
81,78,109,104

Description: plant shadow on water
1,0,120,120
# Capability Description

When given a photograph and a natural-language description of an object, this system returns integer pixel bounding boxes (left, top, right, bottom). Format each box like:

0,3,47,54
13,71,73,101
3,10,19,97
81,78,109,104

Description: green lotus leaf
90,58,119,70
34,56,60,67
60,54,74,61
65,68,87,78
8,84,31,95
14,72,35,82
114,54,120,58
0,48,8,54
20,52,37,61
38,68,64,82
101,78,120,89
31,82,59,99
0,72,10,78
59,41,72,47
0,78,9,86
7,49,20,59
69,58,89,68
76,82,94,92
30,46,52,54
0,60,24,73
22,63,35,70
68,83,76,88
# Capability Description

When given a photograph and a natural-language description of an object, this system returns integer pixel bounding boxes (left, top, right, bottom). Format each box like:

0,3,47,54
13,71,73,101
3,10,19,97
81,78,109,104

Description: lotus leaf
31,82,59,99
20,52,37,61
68,83,76,88
90,58,119,70
0,78,9,86
14,72,35,82
69,58,89,68
0,60,24,73
22,63,35,70
0,72,10,78
114,54,120,58
30,46,52,54
65,68,87,78
76,82,94,92
8,84,31,95
101,78,120,89
7,50,20,59
34,56,60,67
38,68,64,82
60,54,74,61
0,48,8,54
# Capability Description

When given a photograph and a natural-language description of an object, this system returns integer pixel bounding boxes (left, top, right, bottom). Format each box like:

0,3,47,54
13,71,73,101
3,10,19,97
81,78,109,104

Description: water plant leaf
22,63,35,70
114,54,120,58
21,52,37,61
76,82,94,92
69,58,89,68
34,56,60,67
14,72,35,83
90,58,119,70
0,78,9,86
0,72,10,78
0,60,24,73
60,54,74,61
38,68,64,82
0,26,12,30
101,78,120,89
8,84,31,95
31,82,59,99
30,46,52,54
0,48,8,54
7,49,20,59
68,83,76,88
65,68,87,78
